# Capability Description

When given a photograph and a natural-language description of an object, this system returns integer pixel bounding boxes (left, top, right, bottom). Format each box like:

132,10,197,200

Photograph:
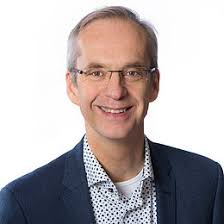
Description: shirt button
108,188,114,193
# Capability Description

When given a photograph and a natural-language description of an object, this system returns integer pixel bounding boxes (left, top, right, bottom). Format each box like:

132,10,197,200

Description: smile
99,106,131,114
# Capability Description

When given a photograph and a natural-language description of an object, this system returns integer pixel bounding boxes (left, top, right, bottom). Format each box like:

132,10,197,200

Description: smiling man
0,6,223,224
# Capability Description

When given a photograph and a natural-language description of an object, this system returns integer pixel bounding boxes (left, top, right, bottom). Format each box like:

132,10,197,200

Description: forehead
76,18,148,67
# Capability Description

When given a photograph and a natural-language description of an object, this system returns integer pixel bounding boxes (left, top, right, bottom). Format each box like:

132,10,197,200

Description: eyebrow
84,61,147,69
123,62,147,68
84,63,106,69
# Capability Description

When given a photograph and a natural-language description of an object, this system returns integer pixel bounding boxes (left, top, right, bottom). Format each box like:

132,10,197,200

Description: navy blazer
0,138,223,224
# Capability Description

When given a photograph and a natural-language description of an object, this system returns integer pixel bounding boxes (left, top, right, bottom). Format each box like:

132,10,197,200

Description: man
0,6,223,224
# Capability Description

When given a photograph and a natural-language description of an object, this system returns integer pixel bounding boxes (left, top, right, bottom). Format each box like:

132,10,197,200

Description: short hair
67,6,158,73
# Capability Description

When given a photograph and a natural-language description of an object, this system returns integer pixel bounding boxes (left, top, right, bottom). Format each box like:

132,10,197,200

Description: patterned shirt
83,135,157,224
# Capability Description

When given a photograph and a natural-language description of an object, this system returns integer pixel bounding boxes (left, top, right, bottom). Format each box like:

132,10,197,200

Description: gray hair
67,6,158,73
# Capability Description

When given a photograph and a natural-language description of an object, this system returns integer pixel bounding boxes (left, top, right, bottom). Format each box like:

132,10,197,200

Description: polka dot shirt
83,135,157,224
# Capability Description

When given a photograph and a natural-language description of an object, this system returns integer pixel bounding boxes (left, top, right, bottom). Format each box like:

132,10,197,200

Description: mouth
98,106,132,114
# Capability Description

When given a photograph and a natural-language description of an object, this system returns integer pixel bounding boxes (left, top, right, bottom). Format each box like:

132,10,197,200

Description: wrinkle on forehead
76,18,149,67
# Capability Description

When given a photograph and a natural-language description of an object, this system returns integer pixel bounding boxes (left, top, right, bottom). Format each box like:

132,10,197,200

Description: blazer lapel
62,139,95,224
149,141,176,224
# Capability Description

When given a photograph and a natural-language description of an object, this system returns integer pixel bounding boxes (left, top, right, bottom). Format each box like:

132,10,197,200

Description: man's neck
85,130,145,183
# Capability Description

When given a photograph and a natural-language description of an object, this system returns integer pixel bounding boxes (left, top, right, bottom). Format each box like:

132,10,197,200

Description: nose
104,71,127,100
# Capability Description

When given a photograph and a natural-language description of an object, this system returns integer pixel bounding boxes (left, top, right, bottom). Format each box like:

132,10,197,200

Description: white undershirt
115,169,144,198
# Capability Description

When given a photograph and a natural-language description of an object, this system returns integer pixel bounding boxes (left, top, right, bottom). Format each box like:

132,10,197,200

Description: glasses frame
72,67,156,75
70,66,157,83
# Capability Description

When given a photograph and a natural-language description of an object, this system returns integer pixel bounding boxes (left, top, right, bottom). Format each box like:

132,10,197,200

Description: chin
86,119,143,141
97,127,135,141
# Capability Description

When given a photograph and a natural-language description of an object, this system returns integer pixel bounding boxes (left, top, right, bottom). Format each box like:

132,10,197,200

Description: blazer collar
62,138,95,224
149,140,176,224
63,138,86,189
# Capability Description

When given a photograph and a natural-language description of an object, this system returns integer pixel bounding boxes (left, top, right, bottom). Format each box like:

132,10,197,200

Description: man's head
66,6,158,78
66,6,160,141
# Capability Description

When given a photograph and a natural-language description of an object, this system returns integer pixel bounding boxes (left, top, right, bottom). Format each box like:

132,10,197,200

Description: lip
96,105,133,121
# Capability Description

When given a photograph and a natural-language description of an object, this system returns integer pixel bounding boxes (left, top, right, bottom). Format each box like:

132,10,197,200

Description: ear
65,72,80,106
148,69,160,102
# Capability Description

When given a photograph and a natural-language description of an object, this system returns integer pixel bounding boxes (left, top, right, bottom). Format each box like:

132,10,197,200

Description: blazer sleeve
0,187,27,224
212,163,224,224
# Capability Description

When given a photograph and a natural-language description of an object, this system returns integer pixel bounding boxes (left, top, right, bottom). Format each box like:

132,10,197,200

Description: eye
85,69,106,80
88,70,104,77
126,70,143,77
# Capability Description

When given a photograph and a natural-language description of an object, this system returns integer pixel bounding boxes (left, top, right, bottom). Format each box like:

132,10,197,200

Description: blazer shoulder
0,139,84,223
150,141,224,222
150,141,221,179
2,142,81,197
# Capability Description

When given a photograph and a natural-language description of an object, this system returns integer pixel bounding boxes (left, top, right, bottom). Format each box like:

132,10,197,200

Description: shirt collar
83,135,154,188
83,135,110,187
143,135,155,180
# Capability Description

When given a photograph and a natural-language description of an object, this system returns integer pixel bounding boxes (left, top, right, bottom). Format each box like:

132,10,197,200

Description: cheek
130,84,151,103
131,86,151,116
77,84,100,111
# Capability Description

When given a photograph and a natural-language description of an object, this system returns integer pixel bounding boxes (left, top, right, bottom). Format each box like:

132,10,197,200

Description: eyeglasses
71,67,157,83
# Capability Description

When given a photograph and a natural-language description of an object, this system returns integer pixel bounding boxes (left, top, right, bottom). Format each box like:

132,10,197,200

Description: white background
0,0,224,189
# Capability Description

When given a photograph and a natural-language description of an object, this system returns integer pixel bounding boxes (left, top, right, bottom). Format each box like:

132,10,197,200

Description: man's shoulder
151,141,217,163
0,139,86,223
2,140,83,197
4,150,68,194
150,141,221,180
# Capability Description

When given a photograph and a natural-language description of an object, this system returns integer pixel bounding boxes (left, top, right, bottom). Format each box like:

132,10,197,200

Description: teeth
101,107,127,113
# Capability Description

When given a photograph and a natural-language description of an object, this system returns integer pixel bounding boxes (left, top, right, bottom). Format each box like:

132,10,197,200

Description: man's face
66,19,159,141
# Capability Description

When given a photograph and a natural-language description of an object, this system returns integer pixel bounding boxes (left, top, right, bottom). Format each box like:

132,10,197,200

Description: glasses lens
85,69,106,81
124,68,147,81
